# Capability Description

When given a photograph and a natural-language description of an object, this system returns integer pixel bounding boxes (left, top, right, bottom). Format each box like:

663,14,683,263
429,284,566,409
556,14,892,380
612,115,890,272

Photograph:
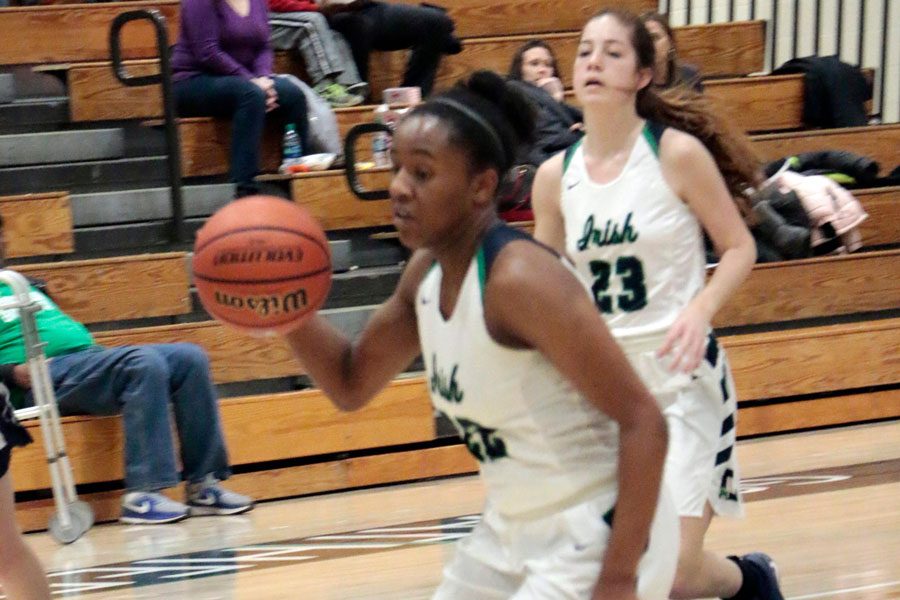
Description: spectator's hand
657,302,711,374
537,76,564,102
570,122,584,132
252,77,279,112
12,364,31,389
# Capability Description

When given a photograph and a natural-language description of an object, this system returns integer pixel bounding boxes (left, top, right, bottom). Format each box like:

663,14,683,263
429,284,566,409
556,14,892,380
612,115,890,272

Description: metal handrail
109,9,186,243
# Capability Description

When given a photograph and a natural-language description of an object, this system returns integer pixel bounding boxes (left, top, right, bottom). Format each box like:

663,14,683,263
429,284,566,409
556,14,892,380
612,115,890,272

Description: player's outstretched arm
483,241,667,598
283,250,432,411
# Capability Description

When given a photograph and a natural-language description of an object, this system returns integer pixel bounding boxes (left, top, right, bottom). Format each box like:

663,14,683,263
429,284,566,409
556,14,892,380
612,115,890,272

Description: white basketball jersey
415,226,619,518
561,124,706,338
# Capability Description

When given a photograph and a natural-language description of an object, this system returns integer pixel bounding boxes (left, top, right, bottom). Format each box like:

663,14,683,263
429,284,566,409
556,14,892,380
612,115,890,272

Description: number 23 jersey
561,123,706,339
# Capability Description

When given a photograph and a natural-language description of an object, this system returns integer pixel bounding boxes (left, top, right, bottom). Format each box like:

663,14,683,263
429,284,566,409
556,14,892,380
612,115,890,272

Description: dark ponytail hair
592,9,762,212
507,39,560,81
409,70,535,183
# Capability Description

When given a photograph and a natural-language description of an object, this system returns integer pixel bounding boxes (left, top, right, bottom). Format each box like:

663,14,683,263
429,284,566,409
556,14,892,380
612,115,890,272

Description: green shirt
0,284,95,366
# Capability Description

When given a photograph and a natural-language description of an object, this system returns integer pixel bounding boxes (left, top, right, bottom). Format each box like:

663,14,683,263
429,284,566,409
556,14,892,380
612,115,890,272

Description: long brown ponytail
593,9,762,214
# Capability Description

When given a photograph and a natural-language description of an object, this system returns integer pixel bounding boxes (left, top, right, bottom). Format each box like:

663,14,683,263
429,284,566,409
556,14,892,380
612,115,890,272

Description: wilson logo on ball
193,196,333,335
213,288,309,317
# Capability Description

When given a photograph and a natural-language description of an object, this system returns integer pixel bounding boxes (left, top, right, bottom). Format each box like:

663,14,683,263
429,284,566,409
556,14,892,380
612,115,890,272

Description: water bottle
280,123,303,173
372,104,392,168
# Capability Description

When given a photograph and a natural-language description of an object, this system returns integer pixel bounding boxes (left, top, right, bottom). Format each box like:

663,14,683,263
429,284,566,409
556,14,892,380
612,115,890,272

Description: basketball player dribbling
281,70,679,599
531,9,784,600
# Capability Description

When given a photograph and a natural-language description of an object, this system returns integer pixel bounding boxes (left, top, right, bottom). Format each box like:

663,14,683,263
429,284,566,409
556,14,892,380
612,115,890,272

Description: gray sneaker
187,483,254,516
743,552,785,600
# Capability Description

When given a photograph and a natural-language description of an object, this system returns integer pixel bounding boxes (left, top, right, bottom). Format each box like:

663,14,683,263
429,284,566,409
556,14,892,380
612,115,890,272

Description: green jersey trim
562,139,583,174
476,246,488,300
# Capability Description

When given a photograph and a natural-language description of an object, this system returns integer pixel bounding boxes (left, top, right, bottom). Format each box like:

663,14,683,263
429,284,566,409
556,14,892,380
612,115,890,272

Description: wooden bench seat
68,20,764,122
714,249,900,328
13,317,899,530
391,0,655,39
0,1,179,66
752,124,900,173
12,377,435,492
266,168,393,230
0,192,73,258
725,317,899,401
856,186,900,247
705,70,875,133
93,320,302,384
15,252,190,324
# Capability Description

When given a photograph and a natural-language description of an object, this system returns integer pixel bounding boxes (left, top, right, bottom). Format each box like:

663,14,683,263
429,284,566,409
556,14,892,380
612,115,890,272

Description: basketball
193,196,332,334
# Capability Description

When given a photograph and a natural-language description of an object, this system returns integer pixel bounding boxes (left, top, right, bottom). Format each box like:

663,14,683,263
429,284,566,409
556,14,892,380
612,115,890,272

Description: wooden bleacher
64,248,894,386
14,316,900,530
360,20,765,101
63,19,763,123
265,168,394,230
269,125,898,214
392,0,657,38
14,253,190,323
0,1,179,65
0,192,73,258
705,69,875,133
93,321,302,384
752,123,900,173
857,186,900,247
713,249,900,327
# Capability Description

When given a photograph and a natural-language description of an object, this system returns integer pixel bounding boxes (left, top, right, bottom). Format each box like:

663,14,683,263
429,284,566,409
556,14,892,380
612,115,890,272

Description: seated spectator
171,0,310,198
325,1,462,98
0,235,253,525
506,40,583,167
640,12,703,92
268,0,368,107
0,386,51,599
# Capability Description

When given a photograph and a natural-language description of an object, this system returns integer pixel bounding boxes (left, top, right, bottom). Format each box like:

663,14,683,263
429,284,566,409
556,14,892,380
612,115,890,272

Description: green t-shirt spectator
0,284,95,406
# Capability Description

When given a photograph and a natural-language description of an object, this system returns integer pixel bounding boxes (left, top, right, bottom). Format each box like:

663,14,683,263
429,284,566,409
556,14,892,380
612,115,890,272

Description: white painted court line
789,580,900,599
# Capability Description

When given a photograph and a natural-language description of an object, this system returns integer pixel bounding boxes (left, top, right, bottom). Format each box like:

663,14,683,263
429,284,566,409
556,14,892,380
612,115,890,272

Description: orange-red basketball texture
193,196,332,334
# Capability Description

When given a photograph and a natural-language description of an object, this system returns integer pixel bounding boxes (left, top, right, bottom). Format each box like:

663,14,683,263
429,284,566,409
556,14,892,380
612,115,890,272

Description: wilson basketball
193,196,332,334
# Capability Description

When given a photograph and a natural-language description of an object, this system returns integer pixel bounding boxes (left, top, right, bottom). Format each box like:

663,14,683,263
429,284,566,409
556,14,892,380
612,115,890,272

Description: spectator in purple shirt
172,0,310,197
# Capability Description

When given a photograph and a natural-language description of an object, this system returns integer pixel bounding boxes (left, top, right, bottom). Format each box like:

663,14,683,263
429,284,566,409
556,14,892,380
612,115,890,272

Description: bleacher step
71,184,236,226
0,97,68,133
0,128,123,167
0,155,169,195
0,74,14,105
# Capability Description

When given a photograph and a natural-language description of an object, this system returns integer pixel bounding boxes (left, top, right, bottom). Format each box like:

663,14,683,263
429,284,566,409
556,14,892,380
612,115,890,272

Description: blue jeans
174,74,310,194
31,344,230,492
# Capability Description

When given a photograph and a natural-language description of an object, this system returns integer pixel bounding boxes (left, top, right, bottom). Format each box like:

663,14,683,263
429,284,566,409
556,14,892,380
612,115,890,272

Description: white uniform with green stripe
419,225,678,600
560,122,744,519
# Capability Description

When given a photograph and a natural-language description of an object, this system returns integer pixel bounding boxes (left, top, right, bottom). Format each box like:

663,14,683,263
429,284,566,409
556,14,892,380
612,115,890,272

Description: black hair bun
463,70,535,147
